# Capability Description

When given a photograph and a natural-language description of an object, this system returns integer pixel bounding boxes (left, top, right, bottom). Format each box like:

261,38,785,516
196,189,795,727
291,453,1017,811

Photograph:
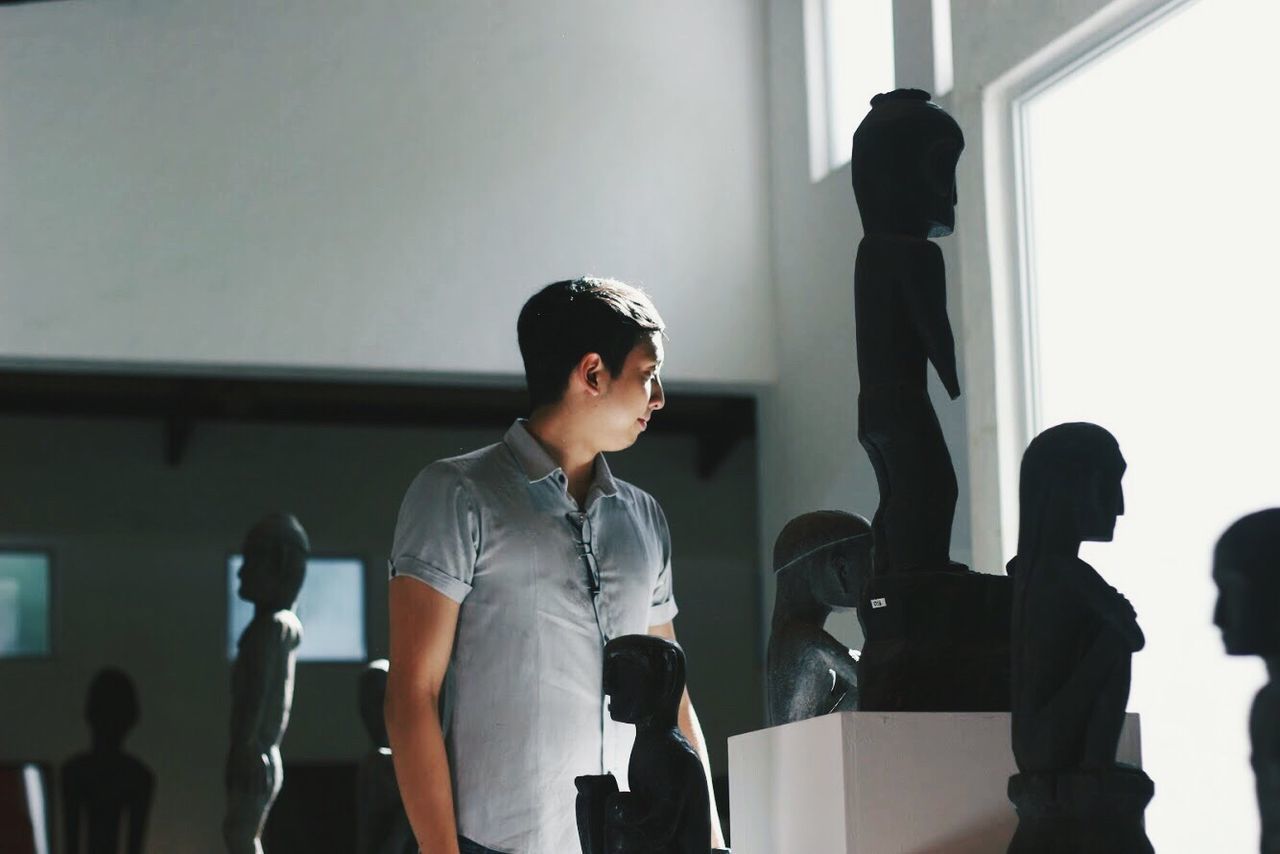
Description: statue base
857,569,1011,710
728,712,1142,854
1007,767,1154,854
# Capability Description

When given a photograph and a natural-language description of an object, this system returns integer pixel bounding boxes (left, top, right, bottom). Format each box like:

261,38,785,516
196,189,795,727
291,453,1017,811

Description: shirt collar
503,419,620,499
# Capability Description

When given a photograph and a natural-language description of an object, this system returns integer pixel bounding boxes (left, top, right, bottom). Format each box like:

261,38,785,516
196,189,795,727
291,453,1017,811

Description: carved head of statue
603,634,685,729
1214,509,1280,657
773,510,872,610
238,512,309,610
359,659,391,749
850,88,965,239
85,667,139,750
1017,423,1126,561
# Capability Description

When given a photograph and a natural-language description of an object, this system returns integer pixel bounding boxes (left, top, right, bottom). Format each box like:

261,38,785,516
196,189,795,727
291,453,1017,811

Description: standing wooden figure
224,513,307,854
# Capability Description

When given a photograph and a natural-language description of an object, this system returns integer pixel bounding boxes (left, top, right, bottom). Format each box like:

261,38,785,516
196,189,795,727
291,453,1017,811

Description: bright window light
930,0,953,97
0,552,51,658
227,556,366,662
804,0,895,181
1019,0,1280,849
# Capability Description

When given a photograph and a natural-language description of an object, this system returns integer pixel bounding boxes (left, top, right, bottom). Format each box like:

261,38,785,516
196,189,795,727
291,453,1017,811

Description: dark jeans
457,837,503,854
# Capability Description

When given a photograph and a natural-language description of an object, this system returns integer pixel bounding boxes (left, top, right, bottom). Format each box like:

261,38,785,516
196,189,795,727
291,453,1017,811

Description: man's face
593,332,665,452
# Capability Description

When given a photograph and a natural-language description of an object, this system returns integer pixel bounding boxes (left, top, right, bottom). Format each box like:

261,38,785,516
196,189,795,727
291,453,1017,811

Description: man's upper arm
648,498,679,626
388,576,460,700
390,461,480,603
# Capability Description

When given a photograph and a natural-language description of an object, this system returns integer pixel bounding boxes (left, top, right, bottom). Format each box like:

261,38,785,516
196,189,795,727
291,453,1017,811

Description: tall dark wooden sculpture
574,635,727,854
850,89,1011,711
357,660,416,854
224,513,307,854
61,668,155,854
1214,508,1280,854
1007,423,1153,854
851,88,962,576
766,511,871,725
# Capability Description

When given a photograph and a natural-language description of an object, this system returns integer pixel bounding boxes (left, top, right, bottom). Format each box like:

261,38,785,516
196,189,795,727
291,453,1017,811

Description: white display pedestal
728,712,1142,854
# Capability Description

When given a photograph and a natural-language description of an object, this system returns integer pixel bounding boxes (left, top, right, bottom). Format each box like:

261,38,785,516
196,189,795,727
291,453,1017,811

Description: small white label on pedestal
870,597,886,609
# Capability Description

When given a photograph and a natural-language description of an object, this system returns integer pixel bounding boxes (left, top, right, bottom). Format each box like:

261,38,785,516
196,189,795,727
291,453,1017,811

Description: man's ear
573,352,607,397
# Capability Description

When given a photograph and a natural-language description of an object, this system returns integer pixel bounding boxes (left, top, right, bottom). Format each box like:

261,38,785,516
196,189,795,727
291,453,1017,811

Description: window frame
803,0,897,182
952,0,1193,573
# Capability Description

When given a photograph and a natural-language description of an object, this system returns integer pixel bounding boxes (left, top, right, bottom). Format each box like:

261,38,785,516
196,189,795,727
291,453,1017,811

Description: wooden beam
0,369,757,476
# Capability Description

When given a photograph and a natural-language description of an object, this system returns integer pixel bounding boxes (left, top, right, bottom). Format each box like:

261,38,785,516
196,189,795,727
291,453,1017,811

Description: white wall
757,0,973,651
0,416,760,852
0,0,775,387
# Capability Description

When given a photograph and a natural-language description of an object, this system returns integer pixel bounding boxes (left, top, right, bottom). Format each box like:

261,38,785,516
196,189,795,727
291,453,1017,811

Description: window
929,0,953,98
227,556,366,662
804,0,895,181
1015,0,1279,848
0,551,51,658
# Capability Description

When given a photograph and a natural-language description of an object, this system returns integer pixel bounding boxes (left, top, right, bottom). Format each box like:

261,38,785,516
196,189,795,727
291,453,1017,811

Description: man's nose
649,379,665,410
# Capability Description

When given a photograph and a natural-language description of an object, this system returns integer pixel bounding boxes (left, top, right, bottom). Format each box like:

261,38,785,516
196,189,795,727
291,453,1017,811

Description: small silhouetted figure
224,513,308,854
1009,423,1142,772
767,511,872,725
61,668,155,854
1214,509,1280,854
357,660,416,854
575,635,715,854
1007,423,1152,854
850,88,964,576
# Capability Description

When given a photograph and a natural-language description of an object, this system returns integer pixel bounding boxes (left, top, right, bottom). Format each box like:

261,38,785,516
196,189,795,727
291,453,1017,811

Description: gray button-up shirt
390,421,678,854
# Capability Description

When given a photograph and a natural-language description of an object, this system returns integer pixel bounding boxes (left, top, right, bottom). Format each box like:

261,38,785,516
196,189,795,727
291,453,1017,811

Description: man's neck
525,408,598,504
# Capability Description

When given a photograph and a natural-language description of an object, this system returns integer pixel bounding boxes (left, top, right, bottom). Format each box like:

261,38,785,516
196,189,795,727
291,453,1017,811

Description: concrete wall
0,0,775,387
0,416,760,852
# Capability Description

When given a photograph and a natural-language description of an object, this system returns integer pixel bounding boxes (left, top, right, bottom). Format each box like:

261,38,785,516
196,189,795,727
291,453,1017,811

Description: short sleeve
648,500,679,625
389,461,480,603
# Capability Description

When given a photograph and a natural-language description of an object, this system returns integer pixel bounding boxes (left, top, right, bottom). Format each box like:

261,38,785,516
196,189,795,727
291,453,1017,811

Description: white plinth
728,712,1142,854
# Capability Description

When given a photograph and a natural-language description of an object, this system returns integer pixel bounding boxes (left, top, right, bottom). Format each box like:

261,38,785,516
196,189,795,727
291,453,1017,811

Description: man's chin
606,432,641,452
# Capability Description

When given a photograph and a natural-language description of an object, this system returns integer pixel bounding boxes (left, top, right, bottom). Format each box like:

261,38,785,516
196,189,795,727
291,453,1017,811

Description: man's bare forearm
678,690,726,849
386,688,460,854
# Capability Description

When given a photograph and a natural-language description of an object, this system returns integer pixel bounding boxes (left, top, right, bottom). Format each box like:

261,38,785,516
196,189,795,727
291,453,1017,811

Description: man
386,278,725,854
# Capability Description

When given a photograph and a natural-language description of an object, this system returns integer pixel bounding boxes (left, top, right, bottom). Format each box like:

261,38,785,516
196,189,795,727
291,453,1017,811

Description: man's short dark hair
517,277,665,410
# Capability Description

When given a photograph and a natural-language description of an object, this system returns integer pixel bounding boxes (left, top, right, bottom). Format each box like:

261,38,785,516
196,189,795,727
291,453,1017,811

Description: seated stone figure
1007,423,1152,853
224,513,308,854
575,635,724,854
62,668,155,854
766,511,872,725
1214,509,1280,854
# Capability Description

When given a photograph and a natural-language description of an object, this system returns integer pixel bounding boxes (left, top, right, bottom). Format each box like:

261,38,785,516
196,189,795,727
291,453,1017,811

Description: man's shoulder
415,441,514,485
611,477,668,535
396,441,517,521
436,440,507,470
612,476,660,511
